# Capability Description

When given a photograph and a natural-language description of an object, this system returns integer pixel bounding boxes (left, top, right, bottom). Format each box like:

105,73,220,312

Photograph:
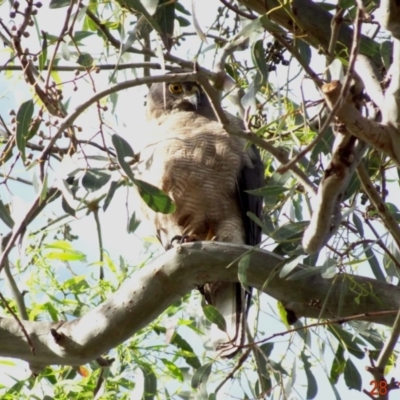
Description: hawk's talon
170,235,186,246
170,234,200,247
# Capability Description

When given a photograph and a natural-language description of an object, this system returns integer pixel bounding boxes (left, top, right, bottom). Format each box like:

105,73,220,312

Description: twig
278,7,363,175
247,310,399,347
219,0,256,20
0,292,34,354
0,63,169,72
214,347,252,393
92,207,104,280
45,1,80,91
326,8,345,66
357,163,400,250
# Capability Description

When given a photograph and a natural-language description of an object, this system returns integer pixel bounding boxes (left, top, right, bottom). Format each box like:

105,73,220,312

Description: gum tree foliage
0,0,400,399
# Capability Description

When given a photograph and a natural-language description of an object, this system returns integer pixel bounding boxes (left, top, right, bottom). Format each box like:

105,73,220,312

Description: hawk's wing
238,144,264,247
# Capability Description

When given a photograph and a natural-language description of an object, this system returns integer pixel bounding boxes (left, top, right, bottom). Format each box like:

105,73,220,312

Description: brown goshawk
137,78,263,357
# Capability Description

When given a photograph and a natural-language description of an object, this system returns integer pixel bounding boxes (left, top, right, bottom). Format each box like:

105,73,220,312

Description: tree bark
1,242,399,367
236,0,382,67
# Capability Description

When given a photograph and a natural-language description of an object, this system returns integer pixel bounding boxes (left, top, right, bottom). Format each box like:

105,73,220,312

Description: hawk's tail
206,282,249,358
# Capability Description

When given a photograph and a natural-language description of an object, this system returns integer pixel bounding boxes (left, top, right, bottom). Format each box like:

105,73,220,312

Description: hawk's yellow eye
168,83,183,94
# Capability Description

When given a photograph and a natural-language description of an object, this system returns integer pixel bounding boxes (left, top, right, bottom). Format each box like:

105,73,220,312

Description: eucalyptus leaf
202,305,226,333
238,253,251,288
16,100,34,161
49,0,70,8
191,363,212,389
140,365,157,400
134,178,175,214
82,169,111,192
344,358,362,391
103,181,119,212
301,351,318,399
77,53,94,68
0,199,14,228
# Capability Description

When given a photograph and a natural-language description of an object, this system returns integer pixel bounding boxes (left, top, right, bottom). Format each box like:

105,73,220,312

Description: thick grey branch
380,0,400,39
322,81,400,166
303,133,367,254
0,242,399,367
382,40,400,128
354,55,384,111
235,0,381,67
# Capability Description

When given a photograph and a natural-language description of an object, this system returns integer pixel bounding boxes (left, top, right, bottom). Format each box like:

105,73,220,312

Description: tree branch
236,0,381,67
0,242,399,367
322,81,400,167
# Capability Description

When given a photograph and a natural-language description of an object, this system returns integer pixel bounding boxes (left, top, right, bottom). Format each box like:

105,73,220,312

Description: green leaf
272,221,309,255
176,16,190,27
170,333,201,369
128,211,140,233
45,251,86,261
247,185,288,207
253,344,273,396
175,2,191,15
103,180,119,212
73,31,94,43
77,53,94,68
38,33,48,71
202,304,226,333
279,255,305,278
39,174,49,203
140,365,157,400
161,359,183,382
277,301,291,328
57,178,78,212
383,241,400,278
60,42,70,61
252,40,269,82
111,134,136,182
120,0,163,36
16,100,34,161
134,179,175,214
338,0,355,9
49,0,70,8
300,351,318,399
82,169,111,192
44,240,86,261
296,41,311,66
352,213,364,237
330,344,345,384
0,199,14,228
153,326,201,369
344,358,362,390
62,275,88,291
362,242,385,281
385,202,400,222
272,221,308,242
380,41,392,70
238,253,251,288
191,363,212,389
61,196,76,217
328,325,365,359
155,0,175,50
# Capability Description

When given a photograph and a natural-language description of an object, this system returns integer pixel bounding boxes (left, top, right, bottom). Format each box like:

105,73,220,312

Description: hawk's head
146,81,211,119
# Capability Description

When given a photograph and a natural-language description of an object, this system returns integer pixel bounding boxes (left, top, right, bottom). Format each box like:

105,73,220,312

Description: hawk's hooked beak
183,86,201,109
